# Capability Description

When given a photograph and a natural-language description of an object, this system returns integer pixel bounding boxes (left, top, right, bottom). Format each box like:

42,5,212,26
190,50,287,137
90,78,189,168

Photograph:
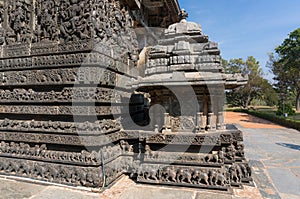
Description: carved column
207,112,216,131
162,112,171,133
196,112,205,133
217,111,225,130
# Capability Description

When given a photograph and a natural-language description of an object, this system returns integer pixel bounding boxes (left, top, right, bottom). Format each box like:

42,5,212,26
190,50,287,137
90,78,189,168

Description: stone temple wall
0,0,140,188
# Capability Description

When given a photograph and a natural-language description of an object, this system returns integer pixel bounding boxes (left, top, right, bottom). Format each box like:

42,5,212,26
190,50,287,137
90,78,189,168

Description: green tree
269,28,300,111
225,56,277,108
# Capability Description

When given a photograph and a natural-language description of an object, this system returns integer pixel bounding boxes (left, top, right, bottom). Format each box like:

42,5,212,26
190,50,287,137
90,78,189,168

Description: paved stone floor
226,112,300,199
0,112,299,199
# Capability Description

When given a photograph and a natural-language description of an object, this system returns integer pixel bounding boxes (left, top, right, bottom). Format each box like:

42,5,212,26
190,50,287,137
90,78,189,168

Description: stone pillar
196,112,205,133
207,113,216,131
217,111,225,130
162,113,172,133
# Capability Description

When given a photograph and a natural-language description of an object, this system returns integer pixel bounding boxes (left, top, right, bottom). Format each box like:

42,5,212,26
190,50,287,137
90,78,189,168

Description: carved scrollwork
171,116,195,132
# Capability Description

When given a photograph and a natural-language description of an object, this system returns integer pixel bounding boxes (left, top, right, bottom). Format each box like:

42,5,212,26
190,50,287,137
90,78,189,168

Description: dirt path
224,112,285,129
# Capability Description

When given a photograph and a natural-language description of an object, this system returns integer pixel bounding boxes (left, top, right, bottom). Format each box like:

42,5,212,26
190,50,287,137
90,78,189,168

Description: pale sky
178,0,300,81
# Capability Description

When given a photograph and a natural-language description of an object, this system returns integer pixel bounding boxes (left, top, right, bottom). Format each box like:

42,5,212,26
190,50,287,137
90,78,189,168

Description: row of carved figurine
0,52,117,69
144,144,245,164
0,87,128,103
0,157,103,187
0,141,124,165
0,118,121,134
0,67,117,86
136,163,251,187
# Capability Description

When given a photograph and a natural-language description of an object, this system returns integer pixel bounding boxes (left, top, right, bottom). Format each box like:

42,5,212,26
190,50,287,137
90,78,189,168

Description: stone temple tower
128,10,251,191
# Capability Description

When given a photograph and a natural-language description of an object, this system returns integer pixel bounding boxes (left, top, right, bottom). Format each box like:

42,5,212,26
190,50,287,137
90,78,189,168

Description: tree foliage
269,28,300,111
225,56,277,108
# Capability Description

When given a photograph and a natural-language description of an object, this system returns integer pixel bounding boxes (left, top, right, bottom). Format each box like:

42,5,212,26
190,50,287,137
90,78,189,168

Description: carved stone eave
129,71,227,89
225,74,248,89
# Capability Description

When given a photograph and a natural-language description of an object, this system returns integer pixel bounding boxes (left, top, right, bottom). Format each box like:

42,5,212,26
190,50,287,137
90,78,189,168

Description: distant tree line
223,56,278,109
224,27,299,114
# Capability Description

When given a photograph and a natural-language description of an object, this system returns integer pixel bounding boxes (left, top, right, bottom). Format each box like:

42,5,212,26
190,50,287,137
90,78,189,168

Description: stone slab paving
0,175,262,199
228,111,300,199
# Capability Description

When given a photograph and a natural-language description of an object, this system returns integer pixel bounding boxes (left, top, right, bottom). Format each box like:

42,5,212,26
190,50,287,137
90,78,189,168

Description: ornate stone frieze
0,157,103,187
0,131,126,146
0,141,101,165
0,68,117,86
0,87,130,103
146,133,223,146
0,119,122,135
0,105,121,116
136,164,230,190
136,162,252,189
0,141,123,166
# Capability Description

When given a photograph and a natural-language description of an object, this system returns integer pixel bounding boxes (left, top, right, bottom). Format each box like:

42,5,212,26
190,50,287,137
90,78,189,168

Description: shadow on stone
276,143,300,151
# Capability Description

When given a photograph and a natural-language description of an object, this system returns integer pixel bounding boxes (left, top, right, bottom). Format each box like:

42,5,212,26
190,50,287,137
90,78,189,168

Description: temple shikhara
0,0,251,193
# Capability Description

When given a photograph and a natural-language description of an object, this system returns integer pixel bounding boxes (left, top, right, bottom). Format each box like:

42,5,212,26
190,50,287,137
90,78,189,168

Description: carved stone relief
6,0,32,44
0,88,128,103
0,68,117,86
0,119,122,135
0,157,103,187
34,0,59,42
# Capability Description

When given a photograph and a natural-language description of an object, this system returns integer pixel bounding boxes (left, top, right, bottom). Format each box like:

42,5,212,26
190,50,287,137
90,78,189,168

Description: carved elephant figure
161,167,177,182
34,163,48,178
229,165,241,183
60,167,73,183
9,161,21,173
209,171,228,186
176,169,192,184
0,161,10,171
192,170,209,185
20,162,32,176
47,166,60,181
236,164,244,180
77,169,87,186
143,166,158,181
